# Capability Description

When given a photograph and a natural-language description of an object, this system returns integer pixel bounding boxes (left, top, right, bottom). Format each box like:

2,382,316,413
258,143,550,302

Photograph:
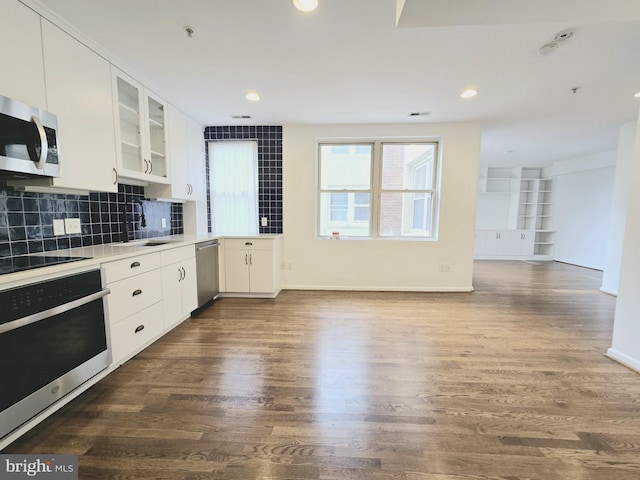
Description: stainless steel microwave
0,94,60,178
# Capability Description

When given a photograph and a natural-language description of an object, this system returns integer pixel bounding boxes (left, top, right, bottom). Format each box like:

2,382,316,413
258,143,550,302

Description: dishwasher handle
196,241,219,251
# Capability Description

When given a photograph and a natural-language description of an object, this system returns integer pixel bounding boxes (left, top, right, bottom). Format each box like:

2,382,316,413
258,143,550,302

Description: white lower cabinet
110,302,164,364
474,230,535,258
222,236,282,297
161,246,198,329
103,252,164,365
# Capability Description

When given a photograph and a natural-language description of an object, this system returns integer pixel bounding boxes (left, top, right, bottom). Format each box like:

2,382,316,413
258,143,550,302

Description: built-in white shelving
476,166,554,259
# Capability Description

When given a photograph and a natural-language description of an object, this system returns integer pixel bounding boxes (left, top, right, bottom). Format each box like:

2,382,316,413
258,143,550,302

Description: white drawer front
224,238,273,251
102,252,161,283
107,270,162,325
160,245,195,266
110,302,164,364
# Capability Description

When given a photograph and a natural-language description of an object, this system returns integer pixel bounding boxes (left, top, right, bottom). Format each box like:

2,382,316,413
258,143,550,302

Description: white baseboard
281,285,474,292
606,348,640,373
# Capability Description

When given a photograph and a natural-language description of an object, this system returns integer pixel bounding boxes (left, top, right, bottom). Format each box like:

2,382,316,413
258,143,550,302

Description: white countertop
0,233,282,289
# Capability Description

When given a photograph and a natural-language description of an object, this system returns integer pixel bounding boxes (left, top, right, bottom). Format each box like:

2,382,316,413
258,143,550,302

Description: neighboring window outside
318,141,438,239
318,144,372,237
380,143,436,237
209,141,259,236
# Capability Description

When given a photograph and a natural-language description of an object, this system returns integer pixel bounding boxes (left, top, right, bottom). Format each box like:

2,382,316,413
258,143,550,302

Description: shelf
149,118,164,128
150,150,166,158
121,140,141,150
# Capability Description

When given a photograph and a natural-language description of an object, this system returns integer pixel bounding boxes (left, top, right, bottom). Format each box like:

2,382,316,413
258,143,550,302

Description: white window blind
209,141,258,236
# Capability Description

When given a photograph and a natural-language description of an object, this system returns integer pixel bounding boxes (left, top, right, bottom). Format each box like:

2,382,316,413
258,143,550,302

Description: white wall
281,122,481,291
552,150,616,270
608,111,640,373
601,121,638,295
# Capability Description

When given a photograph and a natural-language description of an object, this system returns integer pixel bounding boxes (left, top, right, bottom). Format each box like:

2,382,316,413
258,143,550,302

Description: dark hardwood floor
4,260,640,479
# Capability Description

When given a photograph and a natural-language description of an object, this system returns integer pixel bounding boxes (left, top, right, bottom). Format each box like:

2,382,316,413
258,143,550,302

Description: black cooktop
0,255,91,275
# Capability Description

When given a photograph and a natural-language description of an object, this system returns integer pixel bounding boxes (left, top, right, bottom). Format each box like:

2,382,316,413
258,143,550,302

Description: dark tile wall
0,181,183,259
204,126,283,234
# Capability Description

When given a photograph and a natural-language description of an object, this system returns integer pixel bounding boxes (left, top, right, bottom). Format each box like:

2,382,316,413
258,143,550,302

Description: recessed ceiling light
635,91,640,98
460,88,478,99
293,0,318,12
245,92,260,102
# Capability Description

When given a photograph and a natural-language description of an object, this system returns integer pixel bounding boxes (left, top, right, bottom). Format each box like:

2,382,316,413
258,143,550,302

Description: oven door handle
0,288,111,335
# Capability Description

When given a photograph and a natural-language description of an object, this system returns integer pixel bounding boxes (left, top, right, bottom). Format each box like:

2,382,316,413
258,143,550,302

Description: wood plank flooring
4,260,640,479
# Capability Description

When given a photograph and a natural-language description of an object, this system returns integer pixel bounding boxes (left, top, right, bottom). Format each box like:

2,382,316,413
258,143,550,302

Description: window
318,141,438,239
318,144,372,237
209,141,258,236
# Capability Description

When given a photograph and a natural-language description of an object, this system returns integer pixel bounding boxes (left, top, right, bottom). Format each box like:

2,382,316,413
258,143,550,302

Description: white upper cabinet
112,68,170,185
40,20,118,192
147,105,205,201
0,1,46,109
186,116,205,201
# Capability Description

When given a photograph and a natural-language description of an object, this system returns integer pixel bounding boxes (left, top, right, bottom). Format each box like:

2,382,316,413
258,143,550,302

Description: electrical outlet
64,218,81,235
439,263,452,273
261,217,268,227
53,219,65,236
161,218,167,228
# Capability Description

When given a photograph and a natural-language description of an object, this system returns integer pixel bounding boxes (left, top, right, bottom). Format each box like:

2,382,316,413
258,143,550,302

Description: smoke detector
554,28,576,43
537,42,559,57
537,28,575,57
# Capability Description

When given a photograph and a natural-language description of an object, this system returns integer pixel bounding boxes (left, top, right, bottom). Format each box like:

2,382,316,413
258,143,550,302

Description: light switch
64,218,81,235
261,217,268,227
53,219,65,236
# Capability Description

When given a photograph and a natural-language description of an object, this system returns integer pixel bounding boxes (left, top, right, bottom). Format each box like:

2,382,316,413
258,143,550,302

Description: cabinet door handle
132,289,143,297
186,184,190,195
245,242,253,246
130,261,141,268
112,167,118,185
143,159,149,174
149,159,153,174
181,267,186,279
134,325,145,333
249,254,252,265
178,267,183,282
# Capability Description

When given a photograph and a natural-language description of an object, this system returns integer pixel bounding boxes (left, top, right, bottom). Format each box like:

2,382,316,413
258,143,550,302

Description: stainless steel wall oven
0,268,111,440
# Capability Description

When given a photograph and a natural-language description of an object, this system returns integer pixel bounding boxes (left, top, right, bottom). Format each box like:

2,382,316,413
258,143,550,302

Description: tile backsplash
0,181,183,259
204,125,283,234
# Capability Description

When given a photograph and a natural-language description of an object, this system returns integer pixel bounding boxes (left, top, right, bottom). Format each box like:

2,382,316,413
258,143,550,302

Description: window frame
317,139,440,240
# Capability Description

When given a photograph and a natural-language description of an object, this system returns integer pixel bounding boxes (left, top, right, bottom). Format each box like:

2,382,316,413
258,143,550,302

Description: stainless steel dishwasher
195,240,219,308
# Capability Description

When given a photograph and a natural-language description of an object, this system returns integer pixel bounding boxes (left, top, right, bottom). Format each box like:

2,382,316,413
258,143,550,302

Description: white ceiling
31,0,640,166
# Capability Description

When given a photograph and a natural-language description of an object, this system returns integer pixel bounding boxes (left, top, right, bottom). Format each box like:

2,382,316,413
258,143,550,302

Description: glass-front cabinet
112,68,169,184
